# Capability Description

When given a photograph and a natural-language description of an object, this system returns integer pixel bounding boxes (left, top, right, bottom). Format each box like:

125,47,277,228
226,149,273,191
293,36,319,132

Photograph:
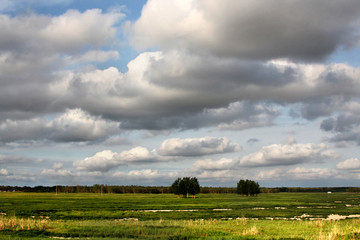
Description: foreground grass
1,217,360,239
1,192,360,239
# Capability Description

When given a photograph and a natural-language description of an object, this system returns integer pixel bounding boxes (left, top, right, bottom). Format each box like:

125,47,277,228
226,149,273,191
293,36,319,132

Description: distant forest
1,185,359,194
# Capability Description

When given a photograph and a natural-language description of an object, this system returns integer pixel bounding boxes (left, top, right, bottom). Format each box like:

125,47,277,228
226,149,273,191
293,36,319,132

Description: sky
0,0,360,188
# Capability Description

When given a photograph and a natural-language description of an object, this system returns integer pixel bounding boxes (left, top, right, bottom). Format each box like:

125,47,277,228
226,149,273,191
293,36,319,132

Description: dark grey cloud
131,0,360,61
120,101,279,131
0,9,123,120
247,138,260,144
0,1,359,147
321,114,360,133
0,155,42,169
0,109,120,144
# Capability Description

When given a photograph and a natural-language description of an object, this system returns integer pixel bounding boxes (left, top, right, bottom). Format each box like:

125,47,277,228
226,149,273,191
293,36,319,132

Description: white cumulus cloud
240,142,338,167
337,158,360,170
75,147,159,172
157,137,242,156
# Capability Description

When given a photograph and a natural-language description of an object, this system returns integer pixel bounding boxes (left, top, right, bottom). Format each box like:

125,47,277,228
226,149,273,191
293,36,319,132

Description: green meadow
1,192,360,239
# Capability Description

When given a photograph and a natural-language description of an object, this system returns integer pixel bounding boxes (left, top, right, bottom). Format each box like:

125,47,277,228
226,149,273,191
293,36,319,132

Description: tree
171,177,200,198
237,179,260,196
171,178,182,197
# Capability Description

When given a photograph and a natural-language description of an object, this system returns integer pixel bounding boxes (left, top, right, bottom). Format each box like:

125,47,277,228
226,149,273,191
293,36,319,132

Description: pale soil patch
141,209,199,212
327,214,360,221
115,218,139,221
141,209,233,212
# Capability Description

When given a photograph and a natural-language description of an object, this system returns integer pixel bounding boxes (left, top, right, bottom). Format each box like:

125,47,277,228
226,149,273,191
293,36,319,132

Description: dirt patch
142,209,199,212
327,214,360,221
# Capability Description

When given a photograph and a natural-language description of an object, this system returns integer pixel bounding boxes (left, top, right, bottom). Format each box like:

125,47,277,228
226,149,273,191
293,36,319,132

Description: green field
1,192,360,239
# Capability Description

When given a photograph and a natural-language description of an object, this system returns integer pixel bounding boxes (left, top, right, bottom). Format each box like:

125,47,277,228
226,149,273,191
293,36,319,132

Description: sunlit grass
1,216,360,239
1,192,360,239
0,216,48,231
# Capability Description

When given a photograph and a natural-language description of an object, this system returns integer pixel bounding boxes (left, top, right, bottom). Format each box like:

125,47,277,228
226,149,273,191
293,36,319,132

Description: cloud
240,142,338,167
0,155,41,165
60,51,360,128
0,9,123,120
0,109,120,143
287,167,335,180
112,169,178,182
49,109,120,142
53,162,64,170
0,168,9,176
64,50,119,65
247,138,260,144
317,98,360,146
156,137,242,157
320,110,360,145
130,0,360,60
337,158,360,170
76,136,241,172
196,170,235,183
193,158,235,171
74,150,122,172
120,100,279,131
75,147,158,172
40,9,123,53
41,168,73,178
255,167,335,181
128,169,159,178
101,136,132,146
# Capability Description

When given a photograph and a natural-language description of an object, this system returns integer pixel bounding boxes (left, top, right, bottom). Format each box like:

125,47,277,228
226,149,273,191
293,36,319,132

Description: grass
1,217,360,239
1,192,360,239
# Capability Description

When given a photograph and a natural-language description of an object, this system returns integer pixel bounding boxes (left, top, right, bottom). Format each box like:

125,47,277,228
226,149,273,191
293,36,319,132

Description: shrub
171,177,200,198
237,179,260,196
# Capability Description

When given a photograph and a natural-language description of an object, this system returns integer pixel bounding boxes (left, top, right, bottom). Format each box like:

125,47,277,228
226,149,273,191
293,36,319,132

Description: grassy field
0,192,360,239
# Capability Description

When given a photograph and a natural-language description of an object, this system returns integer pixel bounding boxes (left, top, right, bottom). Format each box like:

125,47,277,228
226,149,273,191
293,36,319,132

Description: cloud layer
130,0,360,60
1,1,360,186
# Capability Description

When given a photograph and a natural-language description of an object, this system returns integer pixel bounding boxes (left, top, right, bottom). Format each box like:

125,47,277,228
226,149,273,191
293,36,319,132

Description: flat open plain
1,192,360,239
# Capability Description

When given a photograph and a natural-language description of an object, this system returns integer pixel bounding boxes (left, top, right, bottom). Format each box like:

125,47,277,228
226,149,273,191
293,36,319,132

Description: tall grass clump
242,225,260,236
0,216,48,231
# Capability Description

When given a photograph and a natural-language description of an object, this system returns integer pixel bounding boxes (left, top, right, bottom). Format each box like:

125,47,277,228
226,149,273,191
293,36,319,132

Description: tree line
0,183,355,194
